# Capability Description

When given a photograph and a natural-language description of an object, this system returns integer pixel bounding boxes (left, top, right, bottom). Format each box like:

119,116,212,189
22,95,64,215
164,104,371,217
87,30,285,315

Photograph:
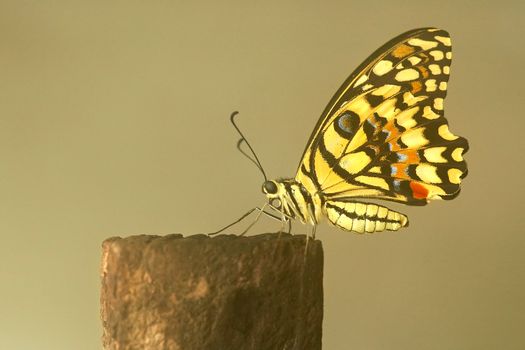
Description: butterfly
215,27,468,236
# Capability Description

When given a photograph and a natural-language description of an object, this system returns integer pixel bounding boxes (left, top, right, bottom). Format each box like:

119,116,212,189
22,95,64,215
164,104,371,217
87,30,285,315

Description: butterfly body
263,179,408,233
260,28,468,234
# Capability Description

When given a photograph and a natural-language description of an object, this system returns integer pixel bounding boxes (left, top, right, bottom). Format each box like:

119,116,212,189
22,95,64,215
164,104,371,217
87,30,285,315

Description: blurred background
1,1,524,349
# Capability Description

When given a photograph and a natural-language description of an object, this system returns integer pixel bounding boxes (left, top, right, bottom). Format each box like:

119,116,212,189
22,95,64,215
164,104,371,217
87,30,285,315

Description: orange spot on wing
383,122,404,151
410,81,422,93
397,150,420,163
410,181,429,199
392,164,410,179
389,142,400,152
384,122,400,140
417,66,429,78
392,44,415,58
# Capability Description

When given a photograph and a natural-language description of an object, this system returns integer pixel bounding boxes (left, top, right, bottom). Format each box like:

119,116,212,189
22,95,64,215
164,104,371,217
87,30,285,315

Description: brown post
100,233,323,350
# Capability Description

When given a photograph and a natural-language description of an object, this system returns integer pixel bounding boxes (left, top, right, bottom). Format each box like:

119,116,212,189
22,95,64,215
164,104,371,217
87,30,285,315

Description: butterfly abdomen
324,200,408,233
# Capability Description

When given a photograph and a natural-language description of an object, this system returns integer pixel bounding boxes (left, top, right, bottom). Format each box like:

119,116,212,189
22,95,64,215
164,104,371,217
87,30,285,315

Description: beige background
1,1,524,349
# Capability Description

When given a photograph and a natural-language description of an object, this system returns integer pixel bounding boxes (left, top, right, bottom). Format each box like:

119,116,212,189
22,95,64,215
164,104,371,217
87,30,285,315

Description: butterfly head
261,178,318,223
262,180,284,210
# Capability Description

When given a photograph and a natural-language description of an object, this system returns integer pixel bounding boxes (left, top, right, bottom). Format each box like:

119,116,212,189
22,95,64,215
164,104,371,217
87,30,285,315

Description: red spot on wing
410,181,429,199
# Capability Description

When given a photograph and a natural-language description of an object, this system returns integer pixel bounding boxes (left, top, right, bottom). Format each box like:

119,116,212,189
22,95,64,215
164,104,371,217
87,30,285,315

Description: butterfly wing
295,28,468,205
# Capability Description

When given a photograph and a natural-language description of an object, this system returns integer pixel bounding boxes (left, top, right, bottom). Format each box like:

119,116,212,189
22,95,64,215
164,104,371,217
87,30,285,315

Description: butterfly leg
272,206,293,236
259,208,284,222
240,204,293,236
302,224,318,258
276,210,286,240
207,207,257,236
208,203,277,236
304,233,309,257
279,211,288,234
239,206,267,236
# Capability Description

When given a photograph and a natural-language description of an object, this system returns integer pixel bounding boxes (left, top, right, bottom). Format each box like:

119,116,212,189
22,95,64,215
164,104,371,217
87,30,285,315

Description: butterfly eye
262,181,278,194
336,111,361,135
270,198,281,208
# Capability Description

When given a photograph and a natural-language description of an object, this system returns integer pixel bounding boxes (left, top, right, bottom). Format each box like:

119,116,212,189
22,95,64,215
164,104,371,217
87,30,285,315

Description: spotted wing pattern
295,28,468,206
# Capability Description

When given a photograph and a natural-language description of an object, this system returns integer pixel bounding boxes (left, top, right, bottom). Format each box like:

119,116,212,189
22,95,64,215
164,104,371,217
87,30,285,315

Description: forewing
295,28,468,205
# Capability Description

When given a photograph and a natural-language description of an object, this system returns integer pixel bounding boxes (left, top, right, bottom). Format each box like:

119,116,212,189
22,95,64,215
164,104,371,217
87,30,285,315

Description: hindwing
295,28,468,205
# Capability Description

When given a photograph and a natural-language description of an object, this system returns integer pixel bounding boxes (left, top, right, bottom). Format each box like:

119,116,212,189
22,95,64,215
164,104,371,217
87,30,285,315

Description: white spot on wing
392,180,401,192
435,35,451,46
425,79,437,92
430,50,444,61
423,106,440,119
408,38,438,50
397,153,408,162
395,68,419,82
416,163,442,183
391,165,397,175
423,147,447,163
451,148,465,162
407,56,422,65
373,60,394,76
428,64,441,75
438,124,458,140
434,98,444,110
354,74,368,87
448,168,463,184
372,84,401,98
401,128,429,148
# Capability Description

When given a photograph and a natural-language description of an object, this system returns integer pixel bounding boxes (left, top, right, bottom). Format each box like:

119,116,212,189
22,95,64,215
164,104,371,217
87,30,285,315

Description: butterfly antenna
236,138,265,174
230,111,268,181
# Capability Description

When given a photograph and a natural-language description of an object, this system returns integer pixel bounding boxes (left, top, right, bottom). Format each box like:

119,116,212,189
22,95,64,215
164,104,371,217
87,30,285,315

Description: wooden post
100,233,323,350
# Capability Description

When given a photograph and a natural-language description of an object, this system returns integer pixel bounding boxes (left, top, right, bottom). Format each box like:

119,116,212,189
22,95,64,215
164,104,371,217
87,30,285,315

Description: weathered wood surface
100,233,323,350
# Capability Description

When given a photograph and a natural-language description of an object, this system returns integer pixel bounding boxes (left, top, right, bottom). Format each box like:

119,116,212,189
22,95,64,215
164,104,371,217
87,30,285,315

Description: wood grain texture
100,233,323,350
